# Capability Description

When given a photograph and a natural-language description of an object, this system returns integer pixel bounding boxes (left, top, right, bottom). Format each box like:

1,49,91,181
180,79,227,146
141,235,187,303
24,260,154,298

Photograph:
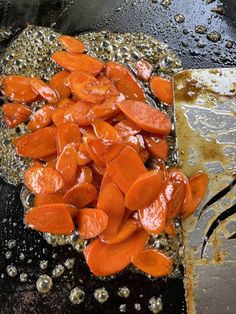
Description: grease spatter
174,14,185,23
119,304,127,312
134,303,141,311
36,274,53,293
118,286,130,298
5,251,12,259
148,297,163,313
6,265,17,277
207,31,221,42
195,25,207,34
7,239,16,249
64,258,75,270
19,273,28,282
69,287,85,305
94,287,109,303
52,264,65,278
39,260,48,270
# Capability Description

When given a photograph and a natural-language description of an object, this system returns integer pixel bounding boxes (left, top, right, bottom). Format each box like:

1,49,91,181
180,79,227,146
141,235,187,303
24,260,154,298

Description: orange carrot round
63,182,97,208
56,121,81,153
2,102,32,128
167,181,186,222
30,77,59,104
34,192,65,207
49,70,71,99
59,35,85,54
27,105,54,131
92,119,121,141
144,135,169,160
114,118,142,137
150,76,173,105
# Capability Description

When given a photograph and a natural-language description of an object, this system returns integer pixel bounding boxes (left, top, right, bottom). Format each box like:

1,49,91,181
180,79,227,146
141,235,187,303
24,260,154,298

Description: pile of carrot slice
0,35,209,277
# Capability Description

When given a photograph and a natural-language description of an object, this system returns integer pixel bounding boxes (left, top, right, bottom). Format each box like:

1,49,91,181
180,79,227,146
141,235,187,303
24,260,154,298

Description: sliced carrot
77,143,91,165
49,70,71,99
15,127,57,158
107,146,147,193
1,75,38,102
160,179,175,203
46,158,57,169
56,121,81,153
164,221,176,236
167,181,185,222
125,169,164,211
25,203,75,234
92,119,121,141
84,229,148,276
88,139,124,163
30,77,59,104
118,101,171,135
114,118,142,137
59,35,85,54
77,208,108,239
144,135,169,160
77,165,93,184
63,182,97,208
51,51,104,75
150,76,173,105
56,145,78,188
135,59,152,81
132,249,173,277
139,149,149,163
56,97,75,108
24,165,63,194
27,105,54,131
97,74,120,98
35,192,64,206
105,61,146,101
97,172,125,240
2,103,32,128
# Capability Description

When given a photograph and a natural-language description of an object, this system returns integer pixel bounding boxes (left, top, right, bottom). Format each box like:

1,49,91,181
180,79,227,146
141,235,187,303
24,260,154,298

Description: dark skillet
0,1,235,313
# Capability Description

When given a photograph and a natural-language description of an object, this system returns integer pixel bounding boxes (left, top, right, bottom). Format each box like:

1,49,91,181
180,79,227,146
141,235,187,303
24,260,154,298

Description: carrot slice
76,208,108,239
24,166,63,194
27,105,54,131
15,127,57,158
135,60,152,81
107,146,147,193
35,192,65,206
132,249,173,277
97,74,120,98
105,61,146,101
92,119,121,141
77,143,91,165
49,70,71,99
30,77,59,104
144,135,169,160
84,229,149,276
25,203,75,234
56,145,78,188
164,221,176,236
1,75,38,102
59,35,85,54
2,103,32,128
88,139,124,163
125,169,164,211
77,165,93,184
118,101,171,135
167,181,185,222
97,172,125,240
56,121,81,153
51,51,104,75
150,76,173,105
63,182,97,208
114,118,142,137
139,149,149,163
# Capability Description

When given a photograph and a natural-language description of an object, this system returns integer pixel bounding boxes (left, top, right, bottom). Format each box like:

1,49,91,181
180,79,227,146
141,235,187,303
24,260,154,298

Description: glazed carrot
35,192,65,206
114,118,142,137
107,146,147,193
56,97,75,108
164,221,176,236
167,181,185,222
77,166,93,184
85,140,106,167
97,172,125,240
125,169,164,211
51,51,104,75
97,74,120,98
63,182,97,208
88,139,124,163
92,119,121,141
59,35,85,54
77,208,108,239
56,121,81,153
135,59,152,81
105,61,146,101
24,165,63,194
49,70,71,99
25,203,75,234
144,135,169,160
131,249,173,277
56,145,78,188
84,229,148,276
150,76,173,105
118,101,171,135
139,149,149,163
160,179,175,203
77,143,91,165
2,103,32,128
1,75,38,102
15,127,57,158
30,77,59,103
27,105,54,131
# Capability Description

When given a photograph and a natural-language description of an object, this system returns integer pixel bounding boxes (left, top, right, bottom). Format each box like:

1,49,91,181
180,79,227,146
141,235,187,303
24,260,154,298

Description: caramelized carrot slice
150,76,173,105
35,192,64,206
144,135,169,160
167,181,185,222
27,105,54,131
114,118,142,137
25,203,75,234
105,61,146,101
2,103,32,128
49,70,71,99
77,143,91,165
24,165,63,194
125,169,164,211
56,97,75,108
63,182,97,208
56,121,81,153
135,59,152,81
1,75,38,102
59,35,85,54
92,119,121,141
118,101,171,135
84,229,149,276
97,74,120,98
164,221,176,236
132,249,173,277
51,51,104,75
97,172,125,240
107,146,147,193
30,77,59,104
77,165,93,184
77,208,108,239
88,139,124,163
56,145,78,188
15,127,57,158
